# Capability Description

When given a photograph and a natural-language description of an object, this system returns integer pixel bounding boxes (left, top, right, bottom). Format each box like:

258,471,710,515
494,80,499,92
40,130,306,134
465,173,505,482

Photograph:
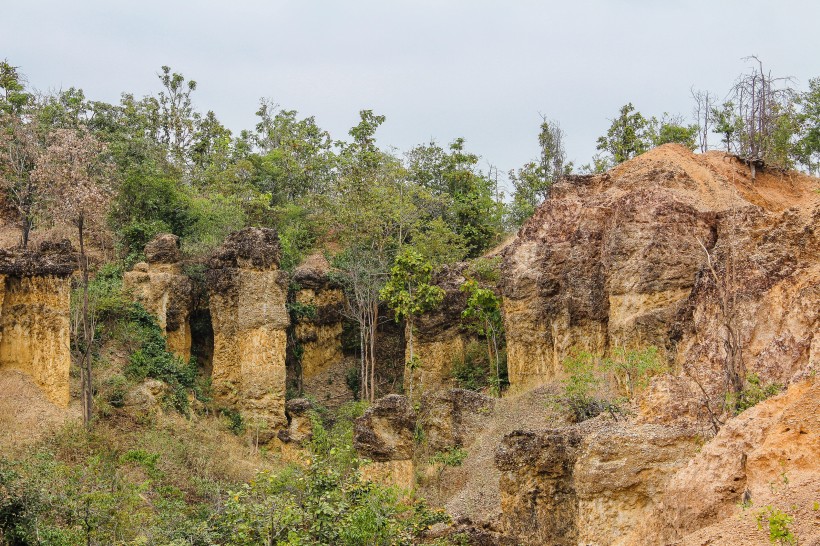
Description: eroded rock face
0,241,76,407
124,234,192,361
419,388,495,453
291,254,349,407
354,394,416,489
405,264,470,399
642,378,820,546
495,427,588,545
206,228,289,441
495,420,700,546
501,144,820,395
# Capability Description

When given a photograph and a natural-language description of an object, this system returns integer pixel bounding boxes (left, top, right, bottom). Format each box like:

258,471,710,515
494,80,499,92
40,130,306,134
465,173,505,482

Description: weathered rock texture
643,377,819,546
0,240,76,407
354,394,417,489
405,264,470,399
495,420,700,545
124,234,193,361
290,254,350,407
502,144,820,395
206,228,289,440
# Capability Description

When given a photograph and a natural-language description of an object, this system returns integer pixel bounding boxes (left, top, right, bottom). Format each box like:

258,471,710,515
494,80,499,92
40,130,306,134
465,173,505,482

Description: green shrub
603,345,666,398
728,373,784,414
756,506,797,545
430,447,468,468
123,303,204,414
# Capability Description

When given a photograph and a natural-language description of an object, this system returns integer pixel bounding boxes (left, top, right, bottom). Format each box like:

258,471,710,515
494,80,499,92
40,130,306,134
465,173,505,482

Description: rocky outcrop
0,240,76,407
290,254,350,407
418,388,495,453
405,264,470,399
501,145,820,395
124,234,193,361
354,394,417,489
495,419,700,545
643,377,819,546
206,228,289,441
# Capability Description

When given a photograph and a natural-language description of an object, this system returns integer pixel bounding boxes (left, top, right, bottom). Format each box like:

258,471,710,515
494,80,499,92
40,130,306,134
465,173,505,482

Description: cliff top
0,239,78,278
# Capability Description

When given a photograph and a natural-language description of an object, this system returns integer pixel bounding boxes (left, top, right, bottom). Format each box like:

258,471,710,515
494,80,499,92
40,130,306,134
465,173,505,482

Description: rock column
207,228,289,440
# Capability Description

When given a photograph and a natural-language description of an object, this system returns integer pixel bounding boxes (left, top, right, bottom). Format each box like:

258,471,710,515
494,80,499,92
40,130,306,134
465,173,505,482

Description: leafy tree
380,248,445,398
0,60,31,115
405,217,468,269
711,101,742,153
649,114,699,150
795,77,820,174
596,103,652,163
460,279,504,396
508,118,570,226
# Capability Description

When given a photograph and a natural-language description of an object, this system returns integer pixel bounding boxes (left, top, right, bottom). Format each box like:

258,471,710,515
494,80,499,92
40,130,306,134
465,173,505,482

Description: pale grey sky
4,0,819,190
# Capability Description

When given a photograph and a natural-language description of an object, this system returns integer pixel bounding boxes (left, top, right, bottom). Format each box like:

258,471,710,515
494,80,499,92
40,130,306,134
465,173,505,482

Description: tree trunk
78,216,93,428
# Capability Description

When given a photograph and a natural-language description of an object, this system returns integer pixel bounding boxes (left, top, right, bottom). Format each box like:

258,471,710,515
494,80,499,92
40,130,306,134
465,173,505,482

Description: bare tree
691,87,714,153
0,114,40,247
32,128,112,427
731,56,795,178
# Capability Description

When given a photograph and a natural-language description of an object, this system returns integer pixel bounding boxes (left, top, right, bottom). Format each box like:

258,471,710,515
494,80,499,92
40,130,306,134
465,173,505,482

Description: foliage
596,103,652,164
122,302,204,414
381,248,445,323
756,506,797,545
452,341,492,391
429,447,468,468
212,403,448,545
556,350,616,422
603,346,666,398
727,373,783,415
460,277,506,396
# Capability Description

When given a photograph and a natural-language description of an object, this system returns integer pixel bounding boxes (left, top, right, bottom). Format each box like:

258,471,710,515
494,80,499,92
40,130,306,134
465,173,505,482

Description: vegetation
555,347,666,422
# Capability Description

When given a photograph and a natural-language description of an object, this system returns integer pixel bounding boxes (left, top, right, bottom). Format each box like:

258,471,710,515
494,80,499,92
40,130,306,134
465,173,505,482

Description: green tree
596,103,652,163
795,77,820,174
460,279,504,396
649,114,699,150
380,248,445,398
711,101,741,153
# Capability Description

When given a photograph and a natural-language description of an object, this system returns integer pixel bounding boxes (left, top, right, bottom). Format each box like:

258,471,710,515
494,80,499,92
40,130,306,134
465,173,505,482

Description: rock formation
290,253,350,407
501,144,820,396
206,228,290,441
405,264,471,399
495,420,702,545
123,233,193,361
0,240,76,407
354,394,417,489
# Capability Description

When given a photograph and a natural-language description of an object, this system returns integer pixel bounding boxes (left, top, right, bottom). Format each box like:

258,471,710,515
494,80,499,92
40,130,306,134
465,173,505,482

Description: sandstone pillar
206,228,289,440
0,240,76,407
123,233,192,361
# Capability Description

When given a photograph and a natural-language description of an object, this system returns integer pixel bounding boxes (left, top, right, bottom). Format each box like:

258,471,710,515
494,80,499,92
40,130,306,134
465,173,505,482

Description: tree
380,248,445,398
460,279,504,396
691,88,715,153
508,117,570,226
596,103,652,164
649,113,699,150
711,101,741,153
730,57,796,177
32,128,112,427
331,111,408,402
795,77,820,175
0,115,40,247
0,60,31,115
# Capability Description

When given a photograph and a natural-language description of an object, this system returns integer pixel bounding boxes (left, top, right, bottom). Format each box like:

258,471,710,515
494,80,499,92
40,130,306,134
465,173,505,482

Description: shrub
728,373,783,414
123,303,204,413
556,350,621,422
603,345,666,398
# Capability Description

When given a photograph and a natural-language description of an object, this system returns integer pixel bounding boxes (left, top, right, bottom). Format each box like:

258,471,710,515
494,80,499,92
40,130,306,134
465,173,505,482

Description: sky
3,0,820,192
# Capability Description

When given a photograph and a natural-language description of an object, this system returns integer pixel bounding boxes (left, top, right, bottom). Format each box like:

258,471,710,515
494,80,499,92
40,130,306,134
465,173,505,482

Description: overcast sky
4,1,819,190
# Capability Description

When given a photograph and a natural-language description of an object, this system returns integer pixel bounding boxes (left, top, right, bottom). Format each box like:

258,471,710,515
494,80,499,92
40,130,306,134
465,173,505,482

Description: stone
124,234,193,361
206,228,289,442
